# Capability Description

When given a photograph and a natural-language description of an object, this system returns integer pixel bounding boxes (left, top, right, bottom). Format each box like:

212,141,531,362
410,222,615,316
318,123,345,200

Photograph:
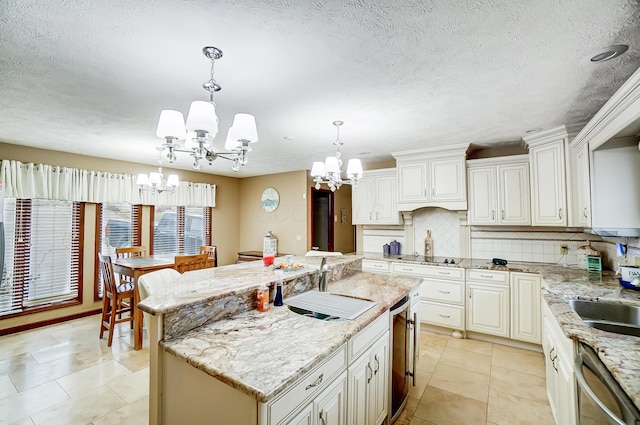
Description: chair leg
107,295,118,347
130,295,135,329
100,294,109,339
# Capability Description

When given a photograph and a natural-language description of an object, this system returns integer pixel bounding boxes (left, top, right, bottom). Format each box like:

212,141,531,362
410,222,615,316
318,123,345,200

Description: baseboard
0,308,102,336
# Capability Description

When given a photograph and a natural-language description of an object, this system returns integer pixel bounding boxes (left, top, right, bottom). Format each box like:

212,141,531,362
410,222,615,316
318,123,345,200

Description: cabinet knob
501,209,505,220
491,210,495,220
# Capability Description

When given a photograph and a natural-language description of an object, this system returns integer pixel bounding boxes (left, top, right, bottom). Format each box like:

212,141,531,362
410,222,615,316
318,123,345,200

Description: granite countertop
361,251,640,409
138,254,356,316
160,271,421,403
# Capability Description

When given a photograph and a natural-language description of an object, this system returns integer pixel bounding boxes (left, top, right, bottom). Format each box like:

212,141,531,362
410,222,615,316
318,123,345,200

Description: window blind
0,199,81,316
152,206,210,256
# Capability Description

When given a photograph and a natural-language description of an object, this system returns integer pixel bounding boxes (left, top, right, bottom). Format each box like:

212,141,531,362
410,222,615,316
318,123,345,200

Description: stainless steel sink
567,299,640,337
285,291,376,321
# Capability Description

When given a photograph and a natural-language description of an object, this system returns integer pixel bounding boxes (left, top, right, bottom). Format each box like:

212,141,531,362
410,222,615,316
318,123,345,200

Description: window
152,206,211,256
96,203,140,299
0,199,83,317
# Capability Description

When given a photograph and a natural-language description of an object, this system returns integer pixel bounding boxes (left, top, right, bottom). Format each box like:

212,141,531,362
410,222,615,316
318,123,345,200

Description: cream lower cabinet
289,372,348,425
466,269,510,337
542,298,577,425
510,272,541,344
347,333,389,425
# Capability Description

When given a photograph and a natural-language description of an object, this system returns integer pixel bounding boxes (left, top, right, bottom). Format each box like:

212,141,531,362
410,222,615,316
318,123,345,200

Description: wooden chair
174,253,209,273
200,245,217,268
98,253,135,347
115,246,146,258
115,246,147,287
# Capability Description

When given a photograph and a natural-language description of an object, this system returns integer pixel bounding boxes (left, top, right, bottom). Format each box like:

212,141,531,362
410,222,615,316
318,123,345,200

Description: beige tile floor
0,315,554,424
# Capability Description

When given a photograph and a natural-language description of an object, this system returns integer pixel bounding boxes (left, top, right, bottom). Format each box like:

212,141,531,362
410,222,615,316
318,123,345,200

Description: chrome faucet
319,257,330,292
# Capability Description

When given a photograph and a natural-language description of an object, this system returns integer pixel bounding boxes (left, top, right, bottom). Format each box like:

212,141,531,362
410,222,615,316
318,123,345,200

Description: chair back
98,253,118,295
115,246,146,258
199,245,217,268
138,268,181,300
174,253,209,273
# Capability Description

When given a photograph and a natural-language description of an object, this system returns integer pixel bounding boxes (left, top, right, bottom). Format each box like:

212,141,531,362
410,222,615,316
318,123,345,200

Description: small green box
587,256,602,272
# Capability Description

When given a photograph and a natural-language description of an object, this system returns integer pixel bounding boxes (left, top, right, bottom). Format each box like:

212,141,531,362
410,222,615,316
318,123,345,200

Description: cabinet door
468,166,497,225
347,353,370,425
374,174,398,224
530,140,567,226
543,318,559,422
315,372,347,425
556,355,577,425
466,283,509,337
573,143,591,227
289,403,314,425
431,157,466,202
510,273,541,344
398,162,429,202
352,177,373,224
499,163,531,225
369,336,389,425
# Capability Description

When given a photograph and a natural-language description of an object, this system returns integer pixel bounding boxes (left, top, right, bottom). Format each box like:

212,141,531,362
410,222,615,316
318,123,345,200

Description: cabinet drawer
392,263,464,281
265,345,347,425
362,260,390,273
466,269,509,285
348,311,389,362
420,280,464,304
419,301,464,330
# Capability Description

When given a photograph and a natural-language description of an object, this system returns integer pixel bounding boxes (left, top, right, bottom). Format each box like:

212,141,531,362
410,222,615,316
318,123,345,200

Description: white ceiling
1,0,639,178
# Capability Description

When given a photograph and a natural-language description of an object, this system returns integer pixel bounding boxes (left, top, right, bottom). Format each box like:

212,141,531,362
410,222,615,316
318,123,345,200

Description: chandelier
154,46,258,171
136,167,179,194
310,120,363,191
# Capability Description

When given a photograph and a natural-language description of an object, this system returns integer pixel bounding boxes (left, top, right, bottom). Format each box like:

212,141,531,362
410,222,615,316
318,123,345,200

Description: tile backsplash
413,208,461,258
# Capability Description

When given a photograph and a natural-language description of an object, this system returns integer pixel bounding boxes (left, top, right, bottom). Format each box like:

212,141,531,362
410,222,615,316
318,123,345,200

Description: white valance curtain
0,160,216,207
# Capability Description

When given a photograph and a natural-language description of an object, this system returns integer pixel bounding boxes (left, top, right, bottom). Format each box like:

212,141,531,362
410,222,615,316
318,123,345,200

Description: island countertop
159,270,421,403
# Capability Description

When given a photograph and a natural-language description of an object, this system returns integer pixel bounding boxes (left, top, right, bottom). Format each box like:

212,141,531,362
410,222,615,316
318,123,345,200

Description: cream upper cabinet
524,126,574,226
569,140,591,227
393,143,469,211
352,168,401,225
467,155,530,226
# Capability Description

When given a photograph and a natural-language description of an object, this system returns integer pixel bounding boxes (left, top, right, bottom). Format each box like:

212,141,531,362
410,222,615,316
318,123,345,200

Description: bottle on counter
577,241,600,270
257,283,269,312
274,269,284,307
263,231,277,266
424,230,433,260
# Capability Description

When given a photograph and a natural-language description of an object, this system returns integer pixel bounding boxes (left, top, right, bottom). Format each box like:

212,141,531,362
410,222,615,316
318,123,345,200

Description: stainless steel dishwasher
575,342,640,425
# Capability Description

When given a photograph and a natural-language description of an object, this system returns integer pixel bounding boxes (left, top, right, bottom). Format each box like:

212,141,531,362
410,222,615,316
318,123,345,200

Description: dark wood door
311,188,334,251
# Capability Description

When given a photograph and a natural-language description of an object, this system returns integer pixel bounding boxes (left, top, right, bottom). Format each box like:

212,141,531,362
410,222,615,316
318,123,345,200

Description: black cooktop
396,255,462,265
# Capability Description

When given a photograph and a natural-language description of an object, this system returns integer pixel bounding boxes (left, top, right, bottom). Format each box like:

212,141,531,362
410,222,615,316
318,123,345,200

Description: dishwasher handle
575,344,637,425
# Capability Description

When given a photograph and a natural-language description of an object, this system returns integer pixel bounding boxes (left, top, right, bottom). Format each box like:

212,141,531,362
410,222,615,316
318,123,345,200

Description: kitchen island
138,254,421,425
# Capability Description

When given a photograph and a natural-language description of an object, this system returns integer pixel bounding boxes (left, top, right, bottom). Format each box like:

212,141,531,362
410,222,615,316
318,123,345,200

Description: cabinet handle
432,187,435,197
480,274,493,279
305,373,324,390
369,212,373,220
491,210,495,220
438,290,451,294
438,271,450,275
374,354,380,375
366,363,373,384
374,264,384,268
402,267,413,271
319,411,326,425
438,314,451,318
558,208,562,219
501,209,505,220
376,212,380,220
583,207,588,218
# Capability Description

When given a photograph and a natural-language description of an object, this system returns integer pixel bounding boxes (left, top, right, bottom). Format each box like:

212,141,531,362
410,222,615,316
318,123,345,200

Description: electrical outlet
560,245,568,254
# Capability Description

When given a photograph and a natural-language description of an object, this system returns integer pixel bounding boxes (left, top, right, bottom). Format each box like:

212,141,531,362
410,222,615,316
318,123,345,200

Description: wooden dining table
112,255,176,350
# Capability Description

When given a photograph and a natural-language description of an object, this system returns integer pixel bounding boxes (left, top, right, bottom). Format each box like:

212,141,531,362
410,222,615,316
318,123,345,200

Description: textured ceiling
1,0,639,177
